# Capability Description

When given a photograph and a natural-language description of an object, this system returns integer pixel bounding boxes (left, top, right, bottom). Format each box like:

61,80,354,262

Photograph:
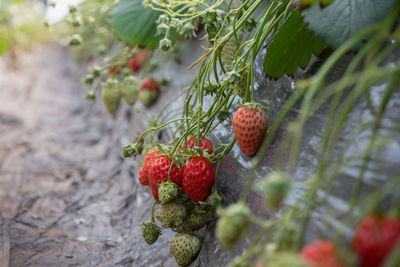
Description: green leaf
109,0,161,49
302,0,397,48
263,10,325,79
298,0,333,8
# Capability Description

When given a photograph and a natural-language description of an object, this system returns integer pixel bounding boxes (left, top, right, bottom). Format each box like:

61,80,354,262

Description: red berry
300,241,346,267
128,50,148,73
140,78,160,92
108,65,121,75
181,136,213,154
232,105,268,157
138,148,159,186
182,157,215,202
149,156,183,202
352,214,400,267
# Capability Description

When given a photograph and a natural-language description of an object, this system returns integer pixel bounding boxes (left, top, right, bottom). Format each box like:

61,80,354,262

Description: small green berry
141,220,162,245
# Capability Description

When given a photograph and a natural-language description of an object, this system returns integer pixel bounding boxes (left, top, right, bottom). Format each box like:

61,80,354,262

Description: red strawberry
139,78,160,107
108,65,121,76
128,50,148,73
140,78,160,92
352,214,400,267
138,148,159,186
232,104,268,157
181,136,213,154
182,156,215,202
149,156,183,202
300,241,346,267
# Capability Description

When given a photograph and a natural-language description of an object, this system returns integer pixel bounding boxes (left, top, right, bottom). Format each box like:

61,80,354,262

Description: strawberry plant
57,0,400,265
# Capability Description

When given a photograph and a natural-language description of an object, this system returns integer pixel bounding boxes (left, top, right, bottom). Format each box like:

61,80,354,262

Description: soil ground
0,44,174,267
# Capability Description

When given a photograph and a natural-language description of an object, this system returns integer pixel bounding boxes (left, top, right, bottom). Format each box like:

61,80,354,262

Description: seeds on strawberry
138,148,159,186
141,220,162,245
185,209,211,231
158,180,179,204
232,104,268,157
182,156,215,202
155,202,186,228
352,214,400,267
170,233,202,266
149,156,183,202
219,26,240,70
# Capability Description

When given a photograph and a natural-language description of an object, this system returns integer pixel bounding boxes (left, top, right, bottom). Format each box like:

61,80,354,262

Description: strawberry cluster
136,137,216,266
83,48,162,114
139,137,215,203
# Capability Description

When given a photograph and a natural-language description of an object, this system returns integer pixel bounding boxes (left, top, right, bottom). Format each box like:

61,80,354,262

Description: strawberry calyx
239,102,269,111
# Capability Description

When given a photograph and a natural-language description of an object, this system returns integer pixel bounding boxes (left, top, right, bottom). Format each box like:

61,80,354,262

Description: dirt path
0,44,175,267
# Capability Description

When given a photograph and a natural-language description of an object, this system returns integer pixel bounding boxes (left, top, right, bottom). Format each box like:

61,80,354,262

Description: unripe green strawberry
149,156,183,201
186,209,211,231
141,220,162,245
219,27,240,70
69,34,82,46
233,72,247,98
232,103,268,157
101,79,121,114
158,180,178,204
170,233,201,266
264,171,290,209
155,202,186,229
139,90,158,107
216,202,251,249
121,76,139,106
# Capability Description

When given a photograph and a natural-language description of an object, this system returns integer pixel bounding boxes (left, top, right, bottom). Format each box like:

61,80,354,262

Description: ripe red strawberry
128,50,148,73
138,148,159,186
300,241,346,267
182,156,215,202
232,104,268,157
139,78,160,107
352,214,400,267
181,136,213,154
149,156,183,202
140,78,160,92
108,65,121,76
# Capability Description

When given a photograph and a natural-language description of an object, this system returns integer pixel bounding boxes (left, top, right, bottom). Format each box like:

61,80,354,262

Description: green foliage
0,1,53,54
59,0,116,62
263,10,325,79
298,0,333,7
0,36,9,55
302,0,397,48
109,0,161,49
